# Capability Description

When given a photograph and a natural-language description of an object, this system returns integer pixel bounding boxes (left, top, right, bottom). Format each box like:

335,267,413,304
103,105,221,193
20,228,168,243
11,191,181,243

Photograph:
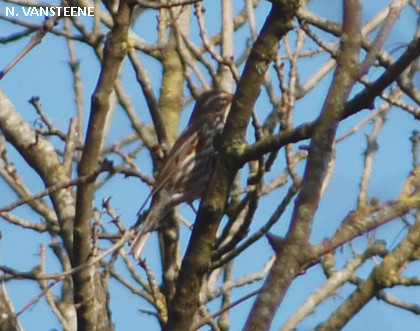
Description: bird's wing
150,123,200,197
137,113,217,215
136,121,200,215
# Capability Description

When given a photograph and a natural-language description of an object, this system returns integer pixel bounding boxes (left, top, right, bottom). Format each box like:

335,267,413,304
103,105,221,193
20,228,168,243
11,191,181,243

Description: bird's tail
129,229,151,260
129,201,164,260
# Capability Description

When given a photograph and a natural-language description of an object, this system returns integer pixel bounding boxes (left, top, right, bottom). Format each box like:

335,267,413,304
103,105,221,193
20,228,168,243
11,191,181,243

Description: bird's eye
220,94,229,103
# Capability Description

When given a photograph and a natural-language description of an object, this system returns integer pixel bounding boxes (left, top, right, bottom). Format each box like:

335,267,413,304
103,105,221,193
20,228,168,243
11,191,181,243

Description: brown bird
130,89,233,260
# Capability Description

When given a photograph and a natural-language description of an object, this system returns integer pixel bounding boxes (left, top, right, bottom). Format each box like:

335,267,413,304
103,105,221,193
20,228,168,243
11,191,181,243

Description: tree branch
72,1,134,329
244,1,363,328
164,1,302,330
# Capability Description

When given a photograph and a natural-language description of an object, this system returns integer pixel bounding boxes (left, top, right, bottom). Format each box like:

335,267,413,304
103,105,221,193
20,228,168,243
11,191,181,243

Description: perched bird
130,89,233,260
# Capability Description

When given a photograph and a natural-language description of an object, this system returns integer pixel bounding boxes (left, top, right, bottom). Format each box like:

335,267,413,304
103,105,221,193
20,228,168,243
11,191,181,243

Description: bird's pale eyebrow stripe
201,92,226,109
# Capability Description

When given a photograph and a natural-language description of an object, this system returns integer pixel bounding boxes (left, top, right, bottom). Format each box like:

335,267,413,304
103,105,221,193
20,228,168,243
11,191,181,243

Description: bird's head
188,89,233,125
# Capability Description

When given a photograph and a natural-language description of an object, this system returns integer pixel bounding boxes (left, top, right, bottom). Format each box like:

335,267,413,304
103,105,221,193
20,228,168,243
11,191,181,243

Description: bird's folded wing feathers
150,127,199,196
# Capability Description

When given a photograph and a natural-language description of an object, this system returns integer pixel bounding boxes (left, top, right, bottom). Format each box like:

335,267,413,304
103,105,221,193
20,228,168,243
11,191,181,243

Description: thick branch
164,1,301,330
158,23,188,306
72,1,133,330
244,1,363,329
0,89,74,257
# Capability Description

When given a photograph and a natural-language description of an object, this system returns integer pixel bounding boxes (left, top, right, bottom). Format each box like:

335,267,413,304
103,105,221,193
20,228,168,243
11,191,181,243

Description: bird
130,89,233,260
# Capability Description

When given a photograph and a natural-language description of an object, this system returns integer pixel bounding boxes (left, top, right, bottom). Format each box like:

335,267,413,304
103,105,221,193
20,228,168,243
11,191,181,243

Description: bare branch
0,0,70,80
